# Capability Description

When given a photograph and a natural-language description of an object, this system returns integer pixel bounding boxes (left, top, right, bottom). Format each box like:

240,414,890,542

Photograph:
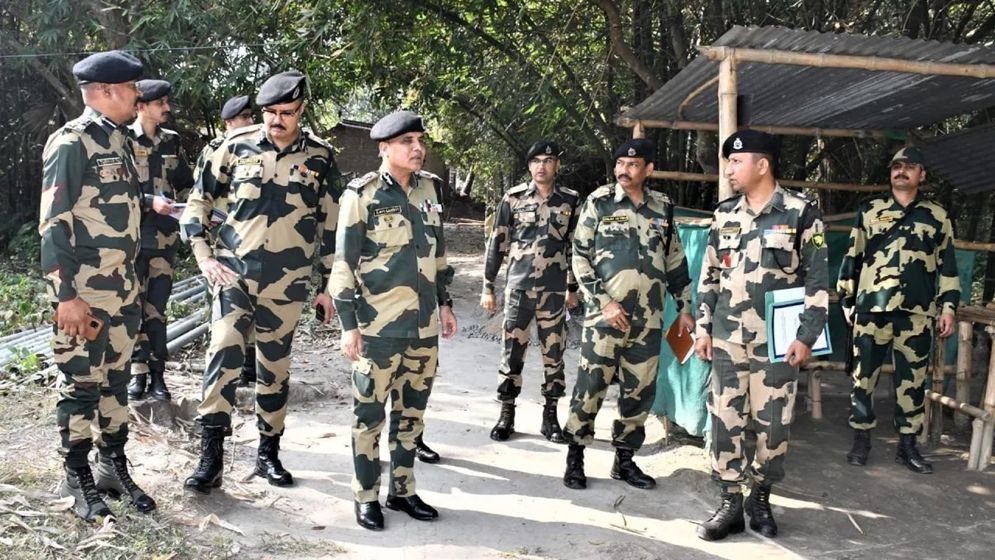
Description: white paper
770,302,829,359
678,330,697,365
168,202,186,220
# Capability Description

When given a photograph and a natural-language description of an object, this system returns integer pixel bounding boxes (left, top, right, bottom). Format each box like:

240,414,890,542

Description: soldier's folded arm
328,188,366,332
796,206,830,347
571,199,614,310
39,131,86,303
482,196,512,295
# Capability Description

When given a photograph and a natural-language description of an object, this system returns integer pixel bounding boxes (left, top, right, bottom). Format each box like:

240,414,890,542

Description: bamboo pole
955,321,973,429
616,117,890,139
699,46,995,79
823,212,857,223
632,120,645,139
924,391,992,422
676,76,719,121
930,338,946,442
979,332,995,471
717,55,737,200
968,418,984,470
649,170,889,192
826,226,995,253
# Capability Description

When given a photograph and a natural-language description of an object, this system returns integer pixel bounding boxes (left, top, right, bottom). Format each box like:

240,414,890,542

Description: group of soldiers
41,49,960,540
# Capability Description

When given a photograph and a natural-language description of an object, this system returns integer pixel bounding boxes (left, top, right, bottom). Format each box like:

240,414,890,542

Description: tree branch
593,0,662,90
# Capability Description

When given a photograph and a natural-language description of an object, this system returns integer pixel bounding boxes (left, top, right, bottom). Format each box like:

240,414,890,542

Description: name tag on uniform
601,215,628,224
518,211,537,223
374,205,403,216
96,156,124,179
133,148,150,157
235,156,263,166
719,226,740,236
514,204,538,213
872,215,895,224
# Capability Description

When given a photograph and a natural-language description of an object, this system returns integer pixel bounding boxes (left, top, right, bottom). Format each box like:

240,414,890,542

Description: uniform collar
378,168,418,192
889,188,924,210
527,181,557,198
733,183,786,215
613,183,647,206
256,126,307,154
128,119,161,144
83,106,123,135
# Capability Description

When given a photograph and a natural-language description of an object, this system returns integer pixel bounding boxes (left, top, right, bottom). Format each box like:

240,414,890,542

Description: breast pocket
761,232,797,271
512,211,539,244
231,164,263,201
716,235,741,270
369,217,412,247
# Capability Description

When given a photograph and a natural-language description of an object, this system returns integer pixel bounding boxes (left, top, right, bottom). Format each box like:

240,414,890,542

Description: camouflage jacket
572,184,692,329
128,121,193,252
180,124,341,302
193,135,225,184
329,169,455,338
483,182,579,295
837,191,959,317
696,184,829,346
39,107,142,312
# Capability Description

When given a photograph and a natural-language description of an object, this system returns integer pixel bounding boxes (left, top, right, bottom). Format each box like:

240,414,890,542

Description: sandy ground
9,223,992,559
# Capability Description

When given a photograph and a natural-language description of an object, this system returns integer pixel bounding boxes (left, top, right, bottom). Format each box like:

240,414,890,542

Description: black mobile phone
315,303,326,322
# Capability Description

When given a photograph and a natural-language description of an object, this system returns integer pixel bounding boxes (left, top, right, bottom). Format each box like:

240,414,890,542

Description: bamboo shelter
622,26,995,470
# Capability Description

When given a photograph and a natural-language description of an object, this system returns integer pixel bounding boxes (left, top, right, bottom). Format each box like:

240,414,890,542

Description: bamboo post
717,54,737,200
930,337,946,442
955,321,973,429
979,332,995,471
968,418,984,470
808,370,823,420
632,120,646,139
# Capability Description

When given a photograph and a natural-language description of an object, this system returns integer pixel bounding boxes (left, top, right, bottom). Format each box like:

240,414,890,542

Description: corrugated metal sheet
623,26,995,130
921,125,995,193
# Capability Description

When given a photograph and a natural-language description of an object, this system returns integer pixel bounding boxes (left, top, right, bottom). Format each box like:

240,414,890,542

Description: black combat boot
540,397,565,444
239,346,257,387
60,464,113,523
127,363,147,401
697,488,745,541
184,428,225,494
896,433,933,474
846,429,871,466
563,443,587,489
610,447,656,489
147,362,171,401
255,434,294,486
94,452,156,513
385,494,439,521
745,483,777,537
489,402,516,441
414,434,440,463
355,500,384,531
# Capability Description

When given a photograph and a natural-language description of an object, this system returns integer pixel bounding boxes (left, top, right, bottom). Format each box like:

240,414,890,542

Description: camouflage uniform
837,192,959,435
329,170,454,503
40,107,143,467
696,184,828,488
563,183,692,450
181,123,340,436
483,182,580,402
128,121,193,378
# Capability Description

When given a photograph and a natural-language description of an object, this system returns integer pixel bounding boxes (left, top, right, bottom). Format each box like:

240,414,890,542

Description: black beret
525,140,563,161
72,50,143,84
370,110,425,141
613,138,655,164
136,79,171,102
722,130,778,160
221,95,251,120
255,71,306,107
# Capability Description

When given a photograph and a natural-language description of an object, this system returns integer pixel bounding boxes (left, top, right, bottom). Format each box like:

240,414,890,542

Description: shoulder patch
347,171,379,192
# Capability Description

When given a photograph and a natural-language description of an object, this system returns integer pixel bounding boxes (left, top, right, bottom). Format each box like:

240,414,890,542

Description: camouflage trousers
563,325,661,450
497,288,567,402
708,338,797,489
849,312,932,435
352,336,437,503
131,250,174,375
196,282,304,436
54,302,140,468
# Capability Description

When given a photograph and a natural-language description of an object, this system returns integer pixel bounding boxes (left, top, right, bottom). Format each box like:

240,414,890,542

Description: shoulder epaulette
506,183,530,196
589,184,614,199
208,135,225,149
347,171,379,191
783,188,819,207
417,170,442,182
648,189,673,206
715,193,742,210
64,114,96,133
304,130,334,151
160,127,180,138
227,123,264,139
558,185,580,198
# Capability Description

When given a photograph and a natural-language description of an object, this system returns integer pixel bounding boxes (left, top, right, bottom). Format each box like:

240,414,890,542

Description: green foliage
0,270,49,337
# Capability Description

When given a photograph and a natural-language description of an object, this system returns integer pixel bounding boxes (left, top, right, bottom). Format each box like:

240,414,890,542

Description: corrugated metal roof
623,26,995,130
921,125,995,194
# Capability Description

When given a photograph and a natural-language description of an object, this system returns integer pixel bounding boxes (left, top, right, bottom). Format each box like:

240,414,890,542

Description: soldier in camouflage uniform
127,79,193,402
329,111,457,531
837,146,959,475
694,131,828,541
193,95,257,387
482,139,580,444
562,139,693,492
180,71,341,494
40,51,159,522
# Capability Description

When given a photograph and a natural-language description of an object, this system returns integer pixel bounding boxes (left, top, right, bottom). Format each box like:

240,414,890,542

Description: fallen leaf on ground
198,513,245,535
